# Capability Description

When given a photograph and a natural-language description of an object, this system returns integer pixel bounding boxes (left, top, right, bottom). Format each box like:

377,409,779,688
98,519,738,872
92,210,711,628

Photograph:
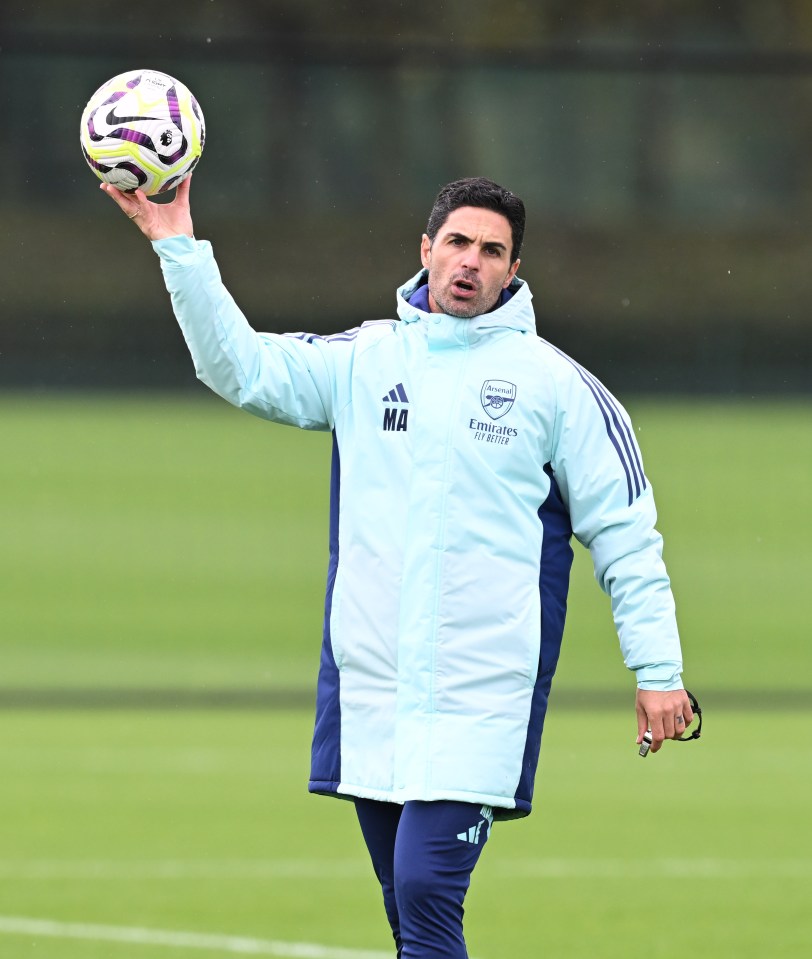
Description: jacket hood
396,269,536,344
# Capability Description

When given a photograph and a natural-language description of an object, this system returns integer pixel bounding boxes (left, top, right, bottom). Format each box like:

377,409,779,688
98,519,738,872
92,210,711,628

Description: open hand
99,175,194,241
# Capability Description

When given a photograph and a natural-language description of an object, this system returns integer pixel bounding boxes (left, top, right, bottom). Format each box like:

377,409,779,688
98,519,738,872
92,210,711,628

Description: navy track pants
354,798,493,958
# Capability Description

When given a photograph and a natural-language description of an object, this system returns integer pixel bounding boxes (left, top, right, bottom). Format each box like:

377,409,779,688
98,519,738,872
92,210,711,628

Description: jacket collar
395,269,536,346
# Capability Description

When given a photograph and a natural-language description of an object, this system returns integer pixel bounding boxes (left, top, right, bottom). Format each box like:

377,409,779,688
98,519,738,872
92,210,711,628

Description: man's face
420,206,520,318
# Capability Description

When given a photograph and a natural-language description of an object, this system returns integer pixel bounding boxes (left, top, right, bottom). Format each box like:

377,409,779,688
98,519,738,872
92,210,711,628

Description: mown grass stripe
0,858,809,881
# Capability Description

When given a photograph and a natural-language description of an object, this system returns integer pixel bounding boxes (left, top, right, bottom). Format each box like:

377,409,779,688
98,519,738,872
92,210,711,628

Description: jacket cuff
634,664,684,691
151,234,210,267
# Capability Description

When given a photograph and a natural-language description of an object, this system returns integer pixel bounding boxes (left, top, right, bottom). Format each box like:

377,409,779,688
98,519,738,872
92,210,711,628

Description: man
101,175,692,958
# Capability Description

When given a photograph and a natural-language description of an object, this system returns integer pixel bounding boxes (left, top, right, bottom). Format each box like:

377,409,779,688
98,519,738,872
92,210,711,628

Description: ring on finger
128,211,140,219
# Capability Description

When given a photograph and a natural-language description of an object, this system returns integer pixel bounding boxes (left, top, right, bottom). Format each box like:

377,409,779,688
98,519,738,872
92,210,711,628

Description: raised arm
100,176,339,430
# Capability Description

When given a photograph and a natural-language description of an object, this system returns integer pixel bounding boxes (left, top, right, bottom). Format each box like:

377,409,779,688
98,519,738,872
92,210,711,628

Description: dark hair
426,177,526,262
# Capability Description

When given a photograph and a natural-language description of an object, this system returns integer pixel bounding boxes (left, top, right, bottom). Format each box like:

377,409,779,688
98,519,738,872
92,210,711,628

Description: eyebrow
446,232,508,252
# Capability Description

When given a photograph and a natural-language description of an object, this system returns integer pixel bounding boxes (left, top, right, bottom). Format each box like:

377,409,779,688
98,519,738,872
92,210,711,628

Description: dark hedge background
2,0,811,392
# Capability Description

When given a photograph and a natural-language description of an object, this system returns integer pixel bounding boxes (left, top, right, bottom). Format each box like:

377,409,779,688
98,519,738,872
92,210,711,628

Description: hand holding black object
639,689,702,757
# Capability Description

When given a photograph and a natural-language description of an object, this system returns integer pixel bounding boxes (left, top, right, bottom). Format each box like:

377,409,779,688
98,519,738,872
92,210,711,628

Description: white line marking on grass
0,916,391,959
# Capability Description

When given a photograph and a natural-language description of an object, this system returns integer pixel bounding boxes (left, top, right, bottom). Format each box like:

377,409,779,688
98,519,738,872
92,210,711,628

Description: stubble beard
428,275,499,319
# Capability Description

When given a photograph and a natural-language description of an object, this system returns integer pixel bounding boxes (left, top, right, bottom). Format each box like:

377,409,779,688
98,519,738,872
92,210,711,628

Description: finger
99,181,128,210
665,702,683,739
674,708,691,731
674,708,694,738
681,694,695,728
100,182,143,220
129,188,150,216
635,699,648,744
672,691,694,737
648,718,666,753
176,174,192,204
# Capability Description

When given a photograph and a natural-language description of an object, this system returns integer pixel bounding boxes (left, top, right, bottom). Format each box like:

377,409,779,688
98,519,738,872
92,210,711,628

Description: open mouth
452,278,478,297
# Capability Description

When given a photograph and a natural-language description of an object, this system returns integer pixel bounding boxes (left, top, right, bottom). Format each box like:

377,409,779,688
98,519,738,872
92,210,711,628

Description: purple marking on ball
101,90,127,107
166,86,182,128
112,127,157,151
87,112,103,141
115,161,148,186
81,144,111,172
159,174,183,193
158,137,189,164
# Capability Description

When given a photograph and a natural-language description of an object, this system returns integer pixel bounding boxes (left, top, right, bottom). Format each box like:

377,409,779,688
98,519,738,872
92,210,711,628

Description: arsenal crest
480,380,517,420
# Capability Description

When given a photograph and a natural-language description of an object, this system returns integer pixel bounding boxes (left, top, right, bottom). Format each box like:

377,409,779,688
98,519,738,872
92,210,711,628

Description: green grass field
1,393,811,957
1,709,810,958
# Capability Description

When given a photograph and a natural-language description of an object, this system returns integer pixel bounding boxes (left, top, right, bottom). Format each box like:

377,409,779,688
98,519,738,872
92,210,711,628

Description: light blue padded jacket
154,234,683,819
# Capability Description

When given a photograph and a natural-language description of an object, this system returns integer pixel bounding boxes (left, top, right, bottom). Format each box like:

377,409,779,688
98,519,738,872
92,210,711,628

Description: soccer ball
80,69,205,195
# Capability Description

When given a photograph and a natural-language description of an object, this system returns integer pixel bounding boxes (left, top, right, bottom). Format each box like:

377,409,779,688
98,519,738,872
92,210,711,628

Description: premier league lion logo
480,380,517,420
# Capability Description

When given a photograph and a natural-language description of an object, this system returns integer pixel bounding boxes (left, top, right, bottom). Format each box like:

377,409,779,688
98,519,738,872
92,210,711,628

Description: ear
503,258,520,288
420,234,432,270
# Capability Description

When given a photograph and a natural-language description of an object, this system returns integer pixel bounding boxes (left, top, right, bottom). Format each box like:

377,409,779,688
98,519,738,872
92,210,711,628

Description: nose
459,247,481,271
